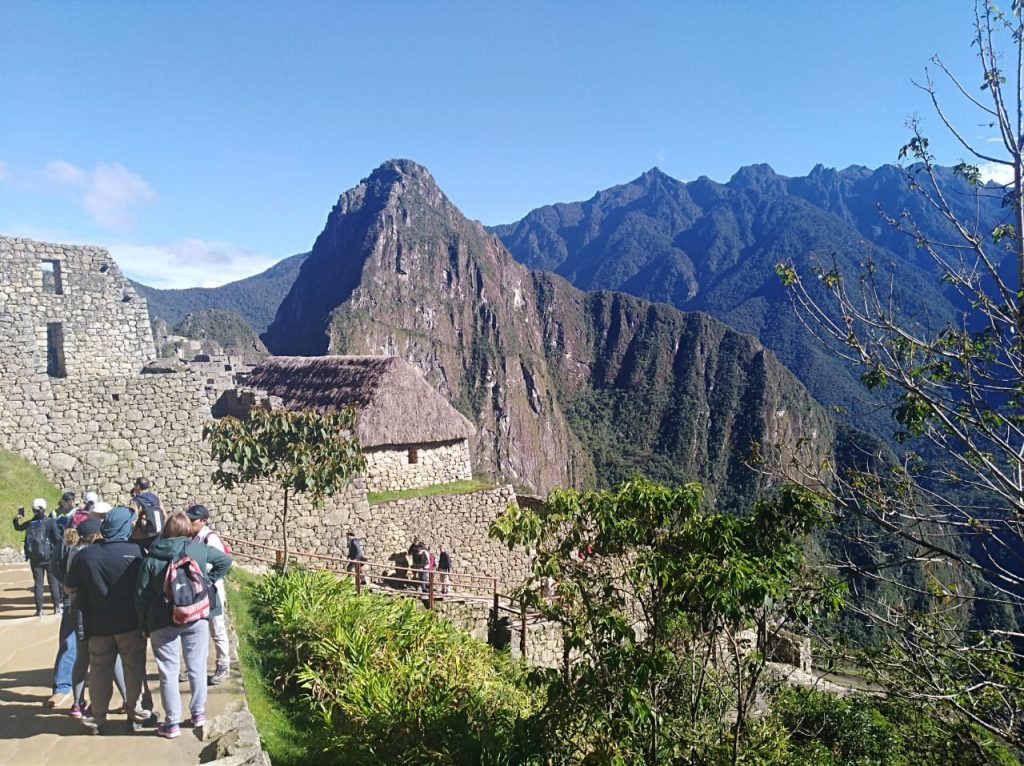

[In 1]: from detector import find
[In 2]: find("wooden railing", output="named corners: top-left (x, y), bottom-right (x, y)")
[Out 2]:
top-left (221, 535), bottom-right (528, 653)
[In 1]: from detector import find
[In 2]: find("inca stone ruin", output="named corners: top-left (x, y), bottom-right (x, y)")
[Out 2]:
top-left (0, 236), bottom-right (528, 586)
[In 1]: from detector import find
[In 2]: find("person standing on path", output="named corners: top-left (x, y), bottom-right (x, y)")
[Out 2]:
top-left (13, 498), bottom-right (63, 616)
top-left (136, 511), bottom-right (232, 739)
top-left (437, 546), bottom-right (452, 595)
top-left (130, 477), bottom-right (164, 540)
top-left (186, 504), bottom-right (231, 685)
top-left (64, 506), bottom-right (154, 735)
top-left (346, 530), bottom-right (367, 585)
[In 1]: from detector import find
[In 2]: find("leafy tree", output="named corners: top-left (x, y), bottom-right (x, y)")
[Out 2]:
top-left (204, 408), bottom-right (366, 573)
top-left (773, 0), bottom-right (1024, 748)
top-left (490, 478), bottom-right (842, 765)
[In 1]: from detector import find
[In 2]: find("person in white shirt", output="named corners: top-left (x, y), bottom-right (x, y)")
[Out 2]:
top-left (186, 504), bottom-right (230, 685)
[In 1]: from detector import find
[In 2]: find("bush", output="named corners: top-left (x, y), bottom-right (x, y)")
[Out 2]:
top-left (250, 568), bottom-right (538, 765)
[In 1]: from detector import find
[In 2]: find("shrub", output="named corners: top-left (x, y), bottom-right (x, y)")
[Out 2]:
top-left (251, 568), bottom-right (538, 765)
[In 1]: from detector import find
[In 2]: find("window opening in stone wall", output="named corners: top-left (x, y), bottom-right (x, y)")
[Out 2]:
top-left (46, 323), bottom-right (67, 378)
top-left (408, 448), bottom-right (419, 464)
top-left (41, 260), bottom-right (63, 295)
top-left (111, 393), bottom-right (121, 402)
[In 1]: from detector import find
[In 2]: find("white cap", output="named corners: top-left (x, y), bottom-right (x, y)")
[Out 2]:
top-left (92, 501), bottom-right (113, 515)
top-left (31, 498), bottom-right (46, 511)
top-left (84, 491), bottom-right (99, 504)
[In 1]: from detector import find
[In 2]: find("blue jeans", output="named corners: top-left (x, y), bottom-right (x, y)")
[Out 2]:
top-left (151, 620), bottom-right (209, 725)
top-left (52, 605), bottom-right (76, 693)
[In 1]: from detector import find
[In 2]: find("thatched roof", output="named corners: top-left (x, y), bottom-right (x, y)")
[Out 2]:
top-left (242, 355), bottom-right (475, 449)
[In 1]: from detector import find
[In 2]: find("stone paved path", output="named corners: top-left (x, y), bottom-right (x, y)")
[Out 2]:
top-left (0, 563), bottom-right (238, 765)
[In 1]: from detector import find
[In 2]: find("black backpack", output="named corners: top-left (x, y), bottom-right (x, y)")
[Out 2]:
top-left (26, 521), bottom-right (52, 563)
top-left (136, 493), bottom-right (164, 536)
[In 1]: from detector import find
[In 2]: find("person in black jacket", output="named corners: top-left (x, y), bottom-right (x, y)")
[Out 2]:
top-left (65, 506), bottom-right (155, 735)
top-left (13, 497), bottom-right (63, 616)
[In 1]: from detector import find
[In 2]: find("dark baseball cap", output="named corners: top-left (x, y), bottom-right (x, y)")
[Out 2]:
top-left (61, 491), bottom-right (76, 502)
top-left (186, 504), bottom-right (209, 521)
top-left (77, 519), bottom-right (102, 538)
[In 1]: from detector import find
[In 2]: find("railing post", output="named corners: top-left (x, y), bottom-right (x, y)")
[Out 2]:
top-left (428, 570), bottom-right (435, 610)
top-left (355, 561), bottom-right (362, 595)
top-left (492, 581), bottom-right (499, 616)
top-left (275, 548), bottom-right (284, 568)
top-left (520, 596), bottom-right (527, 659)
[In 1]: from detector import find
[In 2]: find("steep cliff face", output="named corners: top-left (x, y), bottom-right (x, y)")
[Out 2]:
top-left (264, 160), bottom-right (582, 491)
top-left (265, 160), bottom-right (836, 498)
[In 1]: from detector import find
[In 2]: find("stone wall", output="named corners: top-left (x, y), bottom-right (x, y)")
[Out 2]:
top-left (357, 485), bottom-right (529, 591)
top-left (363, 439), bottom-right (472, 493)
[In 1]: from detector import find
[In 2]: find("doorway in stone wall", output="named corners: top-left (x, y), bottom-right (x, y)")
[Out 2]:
top-left (46, 322), bottom-right (66, 377)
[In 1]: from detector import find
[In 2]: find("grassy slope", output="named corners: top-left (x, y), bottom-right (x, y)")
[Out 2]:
top-left (0, 450), bottom-right (61, 551)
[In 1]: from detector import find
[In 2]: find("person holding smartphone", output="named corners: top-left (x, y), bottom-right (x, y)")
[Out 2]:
top-left (13, 498), bottom-right (63, 616)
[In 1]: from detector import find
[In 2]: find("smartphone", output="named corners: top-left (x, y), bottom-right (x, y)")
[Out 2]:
top-left (16, 506), bottom-right (25, 517)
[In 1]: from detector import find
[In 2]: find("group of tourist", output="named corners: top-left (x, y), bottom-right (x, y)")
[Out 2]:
top-left (345, 530), bottom-right (453, 594)
top-left (12, 478), bottom-right (233, 739)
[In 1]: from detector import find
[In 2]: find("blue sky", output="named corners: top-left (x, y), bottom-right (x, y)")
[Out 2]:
top-left (0, 2), bottom-right (999, 288)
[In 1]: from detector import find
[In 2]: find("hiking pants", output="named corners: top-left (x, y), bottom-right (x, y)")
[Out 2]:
top-left (30, 561), bottom-right (61, 613)
top-left (51, 605), bottom-right (76, 694)
top-left (73, 635), bottom-right (127, 707)
top-left (210, 580), bottom-right (229, 669)
top-left (152, 619), bottom-right (209, 725)
top-left (87, 630), bottom-right (146, 725)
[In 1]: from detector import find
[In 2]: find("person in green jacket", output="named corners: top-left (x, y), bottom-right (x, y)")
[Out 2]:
top-left (135, 511), bottom-right (232, 739)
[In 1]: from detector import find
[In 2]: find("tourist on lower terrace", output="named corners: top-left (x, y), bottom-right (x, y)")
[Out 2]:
top-left (346, 529), bottom-right (367, 585)
top-left (65, 506), bottom-right (155, 735)
top-left (13, 498), bottom-right (63, 616)
top-left (412, 541), bottom-right (432, 593)
top-left (136, 511), bottom-right (232, 739)
top-left (438, 546), bottom-right (452, 595)
top-left (187, 504), bottom-right (231, 685)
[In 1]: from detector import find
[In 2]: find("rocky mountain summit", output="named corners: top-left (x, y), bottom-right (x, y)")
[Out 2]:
top-left (263, 159), bottom-right (839, 498)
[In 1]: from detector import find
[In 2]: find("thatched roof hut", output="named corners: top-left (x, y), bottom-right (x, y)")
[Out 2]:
top-left (242, 355), bottom-right (475, 449)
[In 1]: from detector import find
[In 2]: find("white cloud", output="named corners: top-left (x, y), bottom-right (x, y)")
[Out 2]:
top-left (978, 161), bottom-right (1014, 186)
top-left (45, 160), bottom-right (156, 231)
top-left (106, 238), bottom-right (280, 289)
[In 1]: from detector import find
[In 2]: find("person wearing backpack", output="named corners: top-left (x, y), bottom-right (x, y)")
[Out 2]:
top-left (130, 477), bottom-right (164, 540)
top-left (186, 504), bottom-right (231, 685)
top-left (136, 511), bottom-right (232, 739)
top-left (13, 498), bottom-right (63, 616)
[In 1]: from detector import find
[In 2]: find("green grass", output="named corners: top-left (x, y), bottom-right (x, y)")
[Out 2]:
top-left (226, 569), bottom-right (317, 765)
top-left (367, 479), bottom-right (495, 505)
top-left (0, 450), bottom-right (61, 551)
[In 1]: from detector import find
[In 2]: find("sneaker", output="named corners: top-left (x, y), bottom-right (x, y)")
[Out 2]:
top-left (46, 691), bottom-right (71, 708)
top-left (54, 606), bottom-right (63, 616)
top-left (80, 717), bottom-right (104, 736)
top-left (157, 722), bottom-right (180, 739)
top-left (130, 710), bottom-right (160, 732)
top-left (208, 666), bottom-right (229, 685)
top-left (190, 713), bottom-right (206, 728)
top-left (69, 703), bottom-right (83, 719)
top-left (34, 609), bottom-right (43, 617)
top-left (178, 670), bottom-right (188, 683)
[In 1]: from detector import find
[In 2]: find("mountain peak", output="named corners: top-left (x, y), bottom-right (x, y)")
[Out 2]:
top-left (370, 158), bottom-right (434, 182)
top-left (727, 163), bottom-right (787, 195)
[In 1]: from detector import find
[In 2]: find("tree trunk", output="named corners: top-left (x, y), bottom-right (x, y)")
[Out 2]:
top-left (281, 486), bottom-right (290, 575)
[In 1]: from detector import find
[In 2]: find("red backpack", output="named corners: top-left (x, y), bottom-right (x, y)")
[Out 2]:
top-left (163, 552), bottom-right (211, 625)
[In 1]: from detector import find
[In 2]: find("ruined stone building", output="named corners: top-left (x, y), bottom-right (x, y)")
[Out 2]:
top-left (0, 236), bottom-right (528, 586)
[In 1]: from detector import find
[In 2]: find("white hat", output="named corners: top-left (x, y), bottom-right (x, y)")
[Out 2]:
top-left (84, 491), bottom-right (99, 505)
top-left (92, 501), bottom-right (113, 515)
top-left (31, 498), bottom-right (46, 511)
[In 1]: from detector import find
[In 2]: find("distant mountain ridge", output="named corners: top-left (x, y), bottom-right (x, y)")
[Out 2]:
top-left (492, 162), bottom-right (1004, 436)
top-left (132, 251), bottom-right (309, 333)
top-left (263, 159), bottom-right (840, 499)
